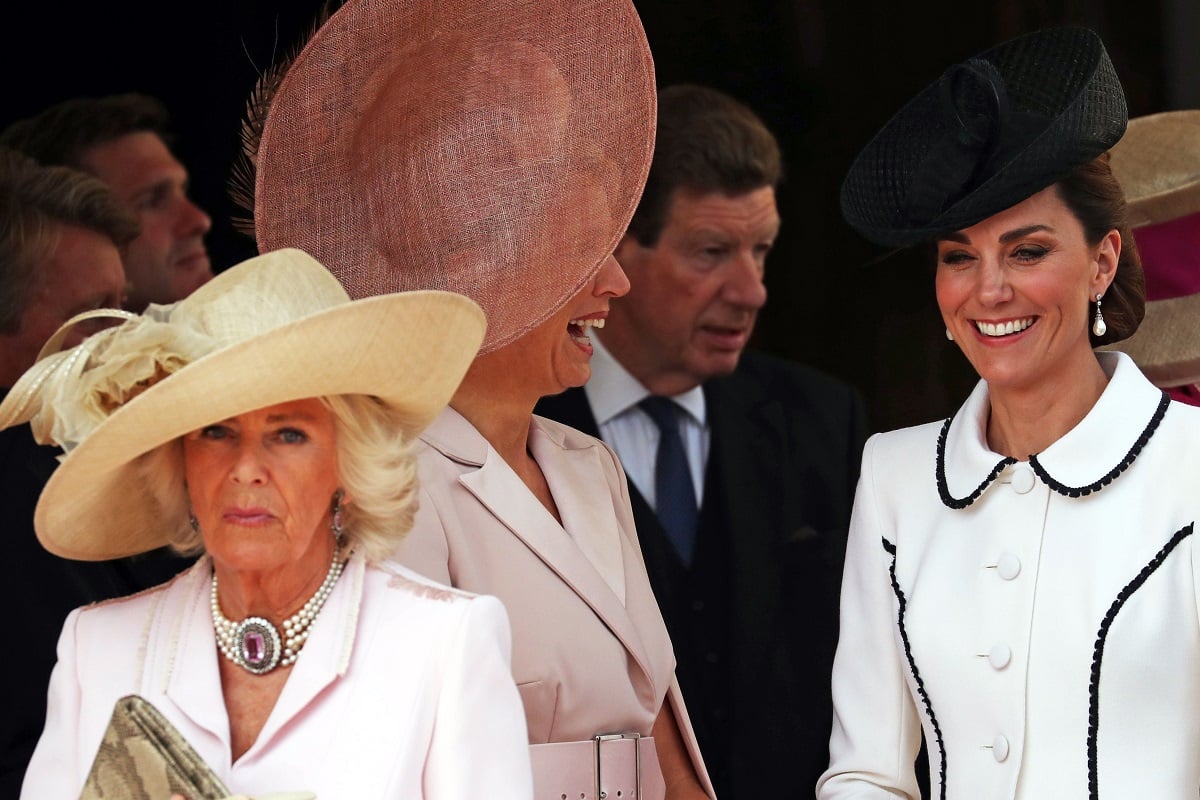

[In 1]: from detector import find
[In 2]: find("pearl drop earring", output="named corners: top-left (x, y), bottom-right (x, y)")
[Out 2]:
top-left (1092, 293), bottom-right (1107, 337)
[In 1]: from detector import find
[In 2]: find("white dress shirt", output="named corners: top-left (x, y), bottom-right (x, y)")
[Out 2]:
top-left (581, 334), bottom-right (708, 507)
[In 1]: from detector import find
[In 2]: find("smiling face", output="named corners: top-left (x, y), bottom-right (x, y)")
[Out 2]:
top-left (485, 254), bottom-right (630, 401)
top-left (182, 398), bottom-right (341, 579)
top-left (935, 184), bottom-right (1119, 394)
top-left (81, 131), bottom-right (213, 311)
top-left (602, 185), bottom-right (779, 395)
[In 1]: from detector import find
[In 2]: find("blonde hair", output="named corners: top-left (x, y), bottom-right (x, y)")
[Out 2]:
top-left (143, 394), bottom-right (419, 563)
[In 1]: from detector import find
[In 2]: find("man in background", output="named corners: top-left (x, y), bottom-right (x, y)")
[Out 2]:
top-left (0, 148), bottom-right (193, 794)
top-left (537, 84), bottom-right (866, 796)
top-left (2, 92), bottom-right (213, 312)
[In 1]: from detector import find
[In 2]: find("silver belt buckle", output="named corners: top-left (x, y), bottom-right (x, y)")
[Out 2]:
top-left (593, 731), bottom-right (642, 799)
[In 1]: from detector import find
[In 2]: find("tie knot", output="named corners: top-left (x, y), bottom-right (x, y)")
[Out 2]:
top-left (638, 395), bottom-right (682, 431)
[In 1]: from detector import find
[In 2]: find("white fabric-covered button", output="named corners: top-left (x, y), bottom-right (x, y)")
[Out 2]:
top-left (1011, 464), bottom-right (1036, 494)
top-left (988, 643), bottom-right (1012, 670)
top-left (996, 553), bottom-right (1021, 580)
top-left (992, 735), bottom-right (1010, 762)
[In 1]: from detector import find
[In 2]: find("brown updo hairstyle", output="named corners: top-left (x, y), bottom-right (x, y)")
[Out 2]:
top-left (1055, 153), bottom-right (1145, 346)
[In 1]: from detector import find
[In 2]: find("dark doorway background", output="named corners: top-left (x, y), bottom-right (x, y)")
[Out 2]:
top-left (2, 0), bottom-right (1179, 433)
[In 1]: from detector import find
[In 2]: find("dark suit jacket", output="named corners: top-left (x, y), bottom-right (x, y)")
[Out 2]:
top-left (536, 350), bottom-right (867, 797)
top-left (0, 405), bottom-right (194, 796)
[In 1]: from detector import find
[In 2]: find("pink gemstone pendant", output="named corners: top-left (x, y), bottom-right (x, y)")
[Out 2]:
top-left (235, 617), bottom-right (282, 674)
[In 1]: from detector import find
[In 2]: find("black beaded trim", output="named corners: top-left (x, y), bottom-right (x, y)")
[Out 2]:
top-left (1030, 391), bottom-right (1170, 499)
top-left (1086, 521), bottom-right (1194, 800)
top-left (937, 391), bottom-right (1170, 509)
top-left (883, 538), bottom-right (947, 799)
top-left (935, 415), bottom-right (1015, 509)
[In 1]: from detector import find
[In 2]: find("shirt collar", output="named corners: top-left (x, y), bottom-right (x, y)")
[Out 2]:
top-left (584, 334), bottom-right (706, 426)
top-left (938, 351), bottom-right (1170, 508)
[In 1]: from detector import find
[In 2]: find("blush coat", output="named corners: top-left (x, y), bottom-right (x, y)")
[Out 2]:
top-left (396, 408), bottom-right (713, 796)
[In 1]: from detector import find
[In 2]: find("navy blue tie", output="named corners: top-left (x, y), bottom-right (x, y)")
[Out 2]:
top-left (639, 396), bottom-right (698, 565)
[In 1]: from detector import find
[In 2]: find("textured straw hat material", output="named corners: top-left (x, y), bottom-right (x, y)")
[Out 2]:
top-left (251, 0), bottom-right (655, 353)
top-left (0, 248), bottom-right (485, 560)
top-left (840, 26), bottom-right (1128, 248)
top-left (1106, 110), bottom-right (1200, 227)
top-left (1099, 110), bottom-right (1200, 388)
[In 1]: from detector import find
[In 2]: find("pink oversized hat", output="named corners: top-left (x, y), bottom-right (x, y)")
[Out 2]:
top-left (247, 0), bottom-right (656, 354)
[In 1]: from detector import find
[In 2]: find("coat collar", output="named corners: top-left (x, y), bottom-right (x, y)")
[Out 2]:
top-left (421, 407), bottom-right (653, 680)
top-left (938, 352), bottom-right (1170, 509)
top-left (584, 334), bottom-right (707, 426)
top-left (156, 552), bottom-right (366, 761)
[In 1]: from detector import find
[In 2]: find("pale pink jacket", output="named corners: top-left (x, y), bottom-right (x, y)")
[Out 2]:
top-left (21, 552), bottom-right (533, 798)
top-left (395, 408), bottom-right (714, 795)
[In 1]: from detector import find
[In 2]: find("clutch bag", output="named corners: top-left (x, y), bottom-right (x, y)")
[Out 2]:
top-left (80, 694), bottom-right (230, 800)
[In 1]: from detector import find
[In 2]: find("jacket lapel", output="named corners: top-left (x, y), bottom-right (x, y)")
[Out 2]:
top-left (159, 555), bottom-right (360, 760)
top-left (158, 561), bottom-right (230, 745)
top-left (433, 409), bottom-right (653, 681)
top-left (705, 375), bottom-right (786, 685)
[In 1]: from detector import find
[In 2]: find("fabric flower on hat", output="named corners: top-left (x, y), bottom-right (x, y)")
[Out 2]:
top-left (37, 306), bottom-right (215, 452)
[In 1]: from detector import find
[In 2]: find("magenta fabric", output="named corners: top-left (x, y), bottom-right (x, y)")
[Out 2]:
top-left (1167, 383), bottom-right (1200, 407)
top-left (1132, 210), bottom-right (1200, 301)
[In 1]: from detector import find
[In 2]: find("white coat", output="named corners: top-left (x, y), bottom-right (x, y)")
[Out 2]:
top-left (818, 352), bottom-right (1200, 799)
top-left (21, 553), bottom-right (533, 799)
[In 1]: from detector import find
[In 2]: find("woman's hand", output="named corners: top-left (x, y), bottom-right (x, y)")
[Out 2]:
top-left (652, 703), bottom-right (710, 799)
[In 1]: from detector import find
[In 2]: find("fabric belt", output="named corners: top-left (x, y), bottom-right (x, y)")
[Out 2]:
top-left (529, 734), bottom-right (664, 800)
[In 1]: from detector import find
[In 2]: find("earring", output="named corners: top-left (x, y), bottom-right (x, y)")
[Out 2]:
top-left (188, 509), bottom-right (200, 534)
top-left (945, 327), bottom-right (954, 342)
top-left (1092, 293), bottom-right (1107, 337)
top-left (331, 490), bottom-right (345, 543)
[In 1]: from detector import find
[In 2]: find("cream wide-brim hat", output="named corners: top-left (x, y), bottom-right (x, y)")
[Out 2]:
top-left (250, 0), bottom-right (655, 354)
top-left (1100, 110), bottom-right (1200, 386)
top-left (0, 248), bottom-right (485, 560)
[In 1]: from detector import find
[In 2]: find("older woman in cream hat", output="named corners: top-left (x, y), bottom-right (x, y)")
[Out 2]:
top-left (4, 249), bottom-right (532, 798)
top-left (245, 1), bottom-right (713, 797)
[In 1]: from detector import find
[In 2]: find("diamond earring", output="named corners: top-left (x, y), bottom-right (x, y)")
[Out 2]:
top-left (331, 490), bottom-right (345, 543)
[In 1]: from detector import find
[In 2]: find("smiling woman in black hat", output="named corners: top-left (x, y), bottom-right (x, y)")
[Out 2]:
top-left (818, 27), bottom-right (1200, 799)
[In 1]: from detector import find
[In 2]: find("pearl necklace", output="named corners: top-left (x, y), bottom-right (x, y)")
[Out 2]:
top-left (211, 552), bottom-right (346, 675)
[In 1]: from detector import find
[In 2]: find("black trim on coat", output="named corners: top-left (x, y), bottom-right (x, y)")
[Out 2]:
top-left (1087, 521), bottom-right (1194, 800)
top-left (884, 537), bottom-right (947, 799)
top-left (936, 392), bottom-right (1170, 509)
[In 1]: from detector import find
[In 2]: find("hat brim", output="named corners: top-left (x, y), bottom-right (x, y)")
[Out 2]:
top-left (1109, 110), bottom-right (1200, 226)
top-left (35, 289), bottom-right (484, 560)
top-left (1099, 292), bottom-right (1200, 388)
top-left (253, 0), bottom-right (655, 353)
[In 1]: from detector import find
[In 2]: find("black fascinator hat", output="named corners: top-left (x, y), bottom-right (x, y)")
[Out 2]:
top-left (841, 27), bottom-right (1128, 248)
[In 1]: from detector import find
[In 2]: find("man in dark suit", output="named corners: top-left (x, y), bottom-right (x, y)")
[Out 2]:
top-left (536, 84), bottom-right (866, 797)
top-left (0, 149), bottom-right (193, 794)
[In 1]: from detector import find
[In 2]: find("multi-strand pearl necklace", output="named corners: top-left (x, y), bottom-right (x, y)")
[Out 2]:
top-left (211, 551), bottom-right (346, 675)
